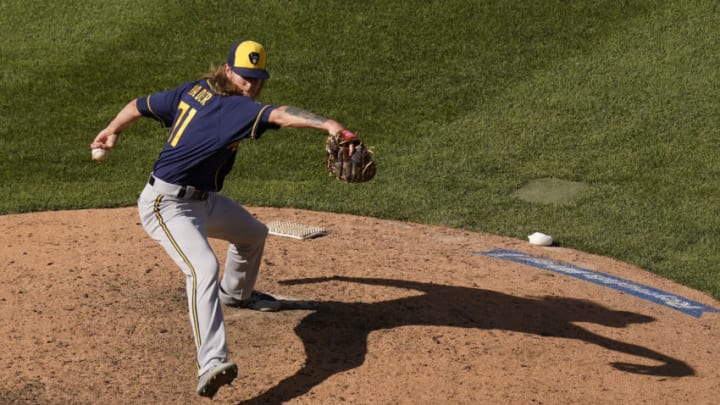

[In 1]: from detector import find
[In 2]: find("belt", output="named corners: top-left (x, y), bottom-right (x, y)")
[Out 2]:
top-left (148, 175), bottom-right (210, 200)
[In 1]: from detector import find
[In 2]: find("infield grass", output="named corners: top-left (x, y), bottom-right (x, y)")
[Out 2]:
top-left (1, 0), bottom-right (718, 299)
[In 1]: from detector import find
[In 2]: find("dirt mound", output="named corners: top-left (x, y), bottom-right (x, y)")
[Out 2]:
top-left (1, 207), bottom-right (718, 404)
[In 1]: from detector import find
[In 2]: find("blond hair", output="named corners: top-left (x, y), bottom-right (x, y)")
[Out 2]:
top-left (202, 64), bottom-right (239, 96)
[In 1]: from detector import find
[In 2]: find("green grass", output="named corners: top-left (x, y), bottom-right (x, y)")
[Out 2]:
top-left (1, 0), bottom-right (718, 300)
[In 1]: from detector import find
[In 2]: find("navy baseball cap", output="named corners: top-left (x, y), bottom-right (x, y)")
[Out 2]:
top-left (227, 40), bottom-right (269, 79)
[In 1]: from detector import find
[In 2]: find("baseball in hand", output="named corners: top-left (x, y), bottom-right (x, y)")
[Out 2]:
top-left (91, 148), bottom-right (107, 162)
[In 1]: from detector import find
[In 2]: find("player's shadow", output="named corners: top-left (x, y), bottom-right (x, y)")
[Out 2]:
top-left (237, 276), bottom-right (693, 405)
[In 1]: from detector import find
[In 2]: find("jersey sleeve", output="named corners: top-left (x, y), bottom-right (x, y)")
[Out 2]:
top-left (136, 82), bottom-right (194, 128)
top-left (250, 104), bottom-right (280, 139)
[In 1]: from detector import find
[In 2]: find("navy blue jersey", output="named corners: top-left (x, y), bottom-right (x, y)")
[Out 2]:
top-left (136, 79), bottom-right (278, 191)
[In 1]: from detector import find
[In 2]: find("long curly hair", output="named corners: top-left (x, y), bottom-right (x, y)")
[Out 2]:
top-left (202, 64), bottom-right (239, 96)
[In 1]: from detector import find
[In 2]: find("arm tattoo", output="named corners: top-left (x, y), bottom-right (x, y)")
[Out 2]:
top-left (284, 106), bottom-right (328, 126)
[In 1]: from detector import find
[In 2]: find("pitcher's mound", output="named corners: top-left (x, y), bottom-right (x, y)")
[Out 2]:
top-left (1, 207), bottom-right (718, 404)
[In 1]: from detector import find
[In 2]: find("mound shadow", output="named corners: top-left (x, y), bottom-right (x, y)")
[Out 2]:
top-left (238, 276), bottom-right (693, 404)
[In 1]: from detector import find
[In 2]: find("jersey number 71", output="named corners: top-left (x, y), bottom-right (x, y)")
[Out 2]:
top-left (168, 101), bottom-right (197, 147)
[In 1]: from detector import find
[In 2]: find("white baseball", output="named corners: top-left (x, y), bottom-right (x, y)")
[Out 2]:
top-left (528, 232), bottom-right (553, 246)
top-left (91, 148), bottom-right (107, 162)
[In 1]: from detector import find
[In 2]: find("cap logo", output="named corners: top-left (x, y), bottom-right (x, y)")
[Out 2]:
top-left (248, 52), bottom-right (260, 66)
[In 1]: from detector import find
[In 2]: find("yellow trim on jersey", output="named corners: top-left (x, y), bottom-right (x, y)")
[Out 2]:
top-left (251, 105), bottom-right (272, 140)
top-left (152, 195), bottom-right (202, 346)
top-left (144, 96), bottom-right (166, 127)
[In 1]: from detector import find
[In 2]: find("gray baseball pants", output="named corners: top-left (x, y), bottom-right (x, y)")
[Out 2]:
top-left (138, 178), bottom-right (267, 376)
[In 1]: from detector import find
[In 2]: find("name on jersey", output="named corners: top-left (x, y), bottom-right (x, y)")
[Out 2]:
top-left (188, 85), bottom-right (213, 106)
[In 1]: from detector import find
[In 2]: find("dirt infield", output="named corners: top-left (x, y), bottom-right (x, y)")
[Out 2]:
top-left (1, 207), bottom-right (718, 404)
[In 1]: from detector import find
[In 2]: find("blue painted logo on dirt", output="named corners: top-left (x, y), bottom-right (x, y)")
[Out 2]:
top-left (478, 249), bottom-right (720, 318)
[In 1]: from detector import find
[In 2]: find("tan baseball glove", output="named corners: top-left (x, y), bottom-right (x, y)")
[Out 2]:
top-left (325, 130), bottom-right (376, 183)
